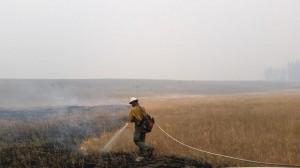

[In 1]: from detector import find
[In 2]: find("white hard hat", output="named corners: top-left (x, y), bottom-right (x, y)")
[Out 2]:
top-left (129, 97), bottom-right (138, 104)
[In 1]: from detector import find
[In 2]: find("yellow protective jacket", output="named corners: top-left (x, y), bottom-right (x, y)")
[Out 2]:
top-left (129, 105), bottom-right (147, 125)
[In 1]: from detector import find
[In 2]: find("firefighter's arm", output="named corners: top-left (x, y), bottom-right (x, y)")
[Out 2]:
top-left (128, 110), bottom-right (135, 122)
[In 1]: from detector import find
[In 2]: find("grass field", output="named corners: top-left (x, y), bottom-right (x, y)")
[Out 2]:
top-left (81, 91), bottom-right (300, 167)
top-left (1, 90), bottom-right (299, 167)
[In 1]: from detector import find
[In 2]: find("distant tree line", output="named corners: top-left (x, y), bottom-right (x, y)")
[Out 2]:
top-left (264, 60), bottom-right (300, 80)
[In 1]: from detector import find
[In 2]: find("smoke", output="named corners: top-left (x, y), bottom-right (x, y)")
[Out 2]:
top-left (0, 80), bottom-right (134, 153)
top-left (0, 79), bottom-right (130, 108)
top-left (2, 79), bottom-right (300, 109)
top-left (0, 105), bottom-right (129, 151)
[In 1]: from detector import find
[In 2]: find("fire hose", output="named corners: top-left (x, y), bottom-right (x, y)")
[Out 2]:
top-left (154, 123), bottom-right (300, 167)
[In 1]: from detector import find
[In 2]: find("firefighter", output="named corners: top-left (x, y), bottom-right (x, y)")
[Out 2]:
top-left (128, 97), bottom-right (154, 161)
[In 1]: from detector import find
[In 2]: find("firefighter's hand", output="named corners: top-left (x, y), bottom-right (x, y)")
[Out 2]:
top-left (126, 123), bottom-right (134, 129)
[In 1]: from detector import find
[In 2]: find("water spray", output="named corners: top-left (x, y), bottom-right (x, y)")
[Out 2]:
top-left (101, 123), bottom-right (129, 153)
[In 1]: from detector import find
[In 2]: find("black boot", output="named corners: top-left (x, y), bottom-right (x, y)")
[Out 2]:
top-left (147, 147), bottom-right (154, 157)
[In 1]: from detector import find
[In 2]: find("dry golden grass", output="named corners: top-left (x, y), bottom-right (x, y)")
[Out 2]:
top-left (81, 91), bottom-right (300, 166)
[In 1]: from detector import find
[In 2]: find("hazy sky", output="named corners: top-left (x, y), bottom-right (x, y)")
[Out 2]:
top-left (0, 0), bottom-right (299, 80)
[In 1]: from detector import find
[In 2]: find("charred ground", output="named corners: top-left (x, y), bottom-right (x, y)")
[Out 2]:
top-left (0, 143), bottom-right (213, 168)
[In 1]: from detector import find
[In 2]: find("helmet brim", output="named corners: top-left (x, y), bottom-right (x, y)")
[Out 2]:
top-left (129, 100), bottom-right (138, 104)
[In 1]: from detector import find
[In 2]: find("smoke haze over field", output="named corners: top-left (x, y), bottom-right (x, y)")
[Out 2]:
top-left (0, 0), bottom-right (299, 80)
top-left (1, 79), bottom-right (300, 108)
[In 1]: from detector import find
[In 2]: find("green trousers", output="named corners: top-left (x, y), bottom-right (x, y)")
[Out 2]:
top-left (134, 127), bottom-right (150, 155)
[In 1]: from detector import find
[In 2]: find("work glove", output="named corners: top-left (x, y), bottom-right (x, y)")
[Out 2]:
top-left (126, 123), bottom-right (134, 129)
